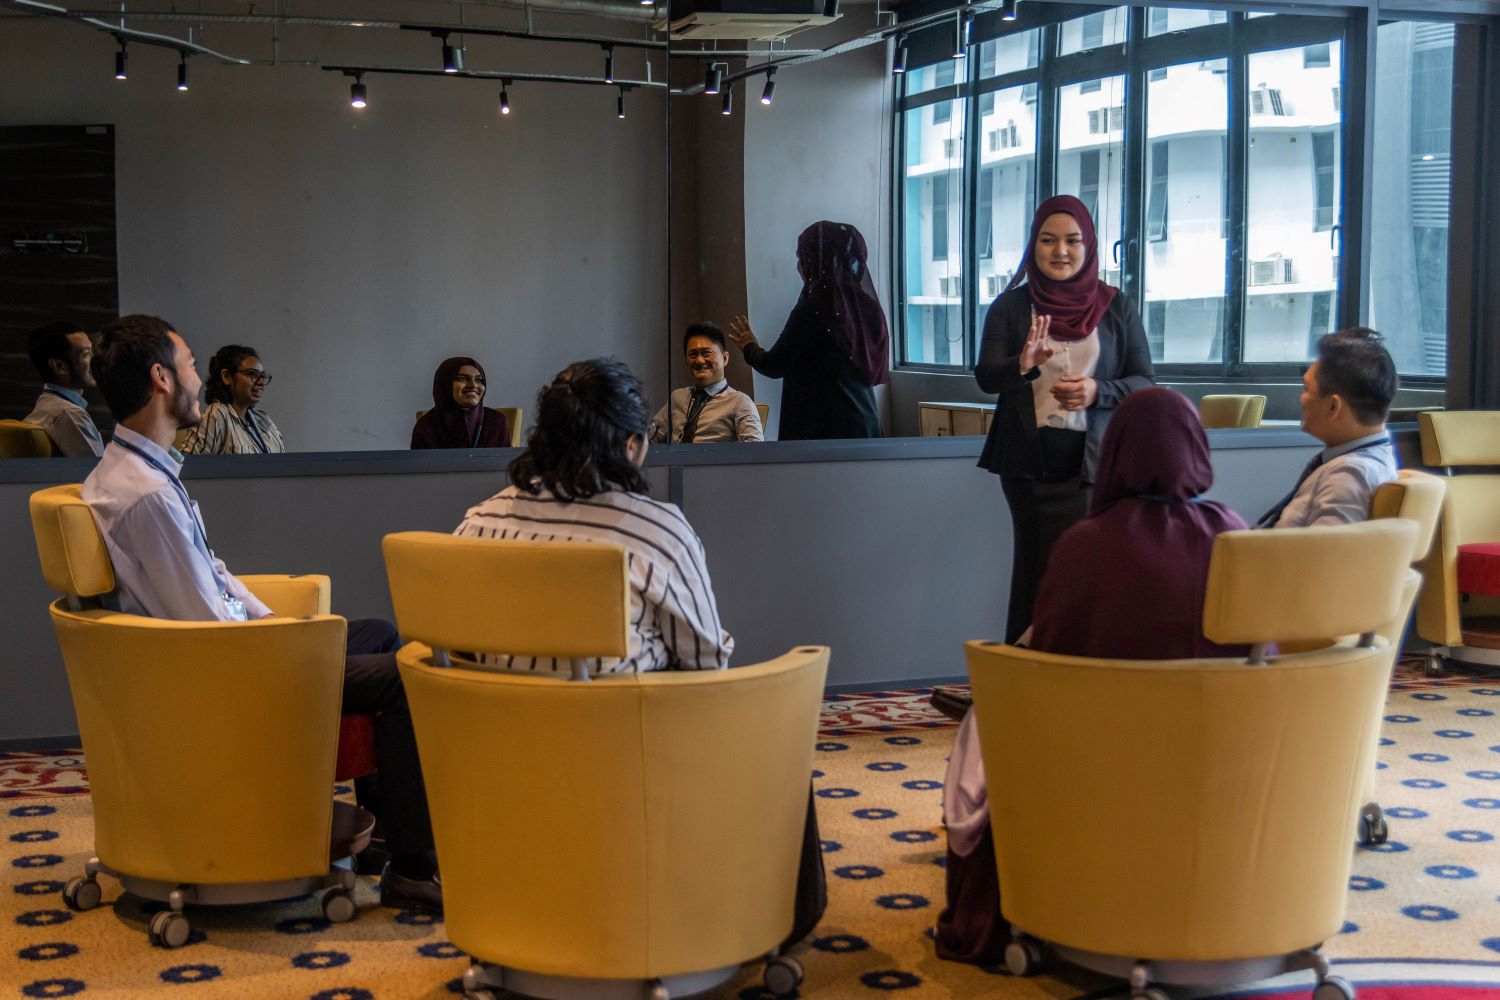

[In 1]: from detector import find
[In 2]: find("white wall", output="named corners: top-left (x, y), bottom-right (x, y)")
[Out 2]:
top-left (0, 18), bottom-right (668, 451)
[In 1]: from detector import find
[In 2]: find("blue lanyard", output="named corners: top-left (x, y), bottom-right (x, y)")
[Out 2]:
top-left (114, 438), bottom-right (212, 555)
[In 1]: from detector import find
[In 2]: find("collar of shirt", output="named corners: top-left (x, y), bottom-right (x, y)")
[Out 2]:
top-left (112, 424), bottom-right (186, 476)
top-left (42, 383), bottom-right (88, 409)
top-left (1322, 429), bottom-right (1389, 462)
top-left (692, 379), bottom-right (729, 398)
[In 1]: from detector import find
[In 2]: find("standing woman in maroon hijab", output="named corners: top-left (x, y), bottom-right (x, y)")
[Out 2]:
top-left (975, 196), bottom-right (1153, 642)
top-left (411, 356), bottom-right (511, 450)
top-left (726, 220), bottom-right (890, 440)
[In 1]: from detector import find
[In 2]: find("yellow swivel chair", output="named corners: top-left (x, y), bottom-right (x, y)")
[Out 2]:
top-left (1198, 394), bottom-right (1267, 429)
top-left (968, 520), bottom-right (1416, 1000)
top-left (29, 484), bottom-right (368, 947)
top-left (1357, 470), bottom-right (1445, 844)
top-left (1415, 410), bottom-right (1500, 671)
top-left (0, 418), bottom-right (55, 457)
top-left (382, 531), bottom-right (829, 1000)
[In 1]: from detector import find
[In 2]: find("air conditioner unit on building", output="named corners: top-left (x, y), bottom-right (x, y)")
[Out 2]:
top-left (1250, 85), bottom-right (1290, 116)
top-left (1249, 255), bottom-right (1294, 286)
top-left (660, 1), bottom-right (840, 41)
top-left (1087, 107), bottom-right (1125, 134)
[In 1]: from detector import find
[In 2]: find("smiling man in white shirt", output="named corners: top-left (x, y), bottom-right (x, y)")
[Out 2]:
top-left (81, 315), bottom-right (441, 912)
top-left (1258, 327), bottom-right (1399, 529)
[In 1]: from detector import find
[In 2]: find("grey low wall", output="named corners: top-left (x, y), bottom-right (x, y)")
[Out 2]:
top-left (0, 430), bottom-right (1332, 745)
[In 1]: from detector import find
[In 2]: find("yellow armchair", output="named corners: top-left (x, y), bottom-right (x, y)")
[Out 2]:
top-left (382, 531), bottom-right (828, 1000)
top-left (1355, 469), bottom-right (1446, 844)
top-left (0, 418), bottom-right (55, 457)
top-left (1415, 411), bottom-right (1500, 669)
top-left (28, 484), bottom-right (364, 948)
top-left (968, 520), bottom-right (1414, 1000)
top-left (1198, 394), bottom-right (1266, 429)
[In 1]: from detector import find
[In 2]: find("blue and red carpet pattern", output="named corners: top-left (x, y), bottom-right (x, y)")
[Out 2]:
top-left (3, 656), bottom-right (1497, 998)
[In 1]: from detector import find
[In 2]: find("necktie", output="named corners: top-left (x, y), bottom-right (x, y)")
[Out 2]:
top-left (1256, 451), bottom-right (1326, 528)
top-left (680, 388), bottom-right (710, 444)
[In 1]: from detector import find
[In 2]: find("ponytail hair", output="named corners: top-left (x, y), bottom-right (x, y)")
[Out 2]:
top-left (509, 358), bottom-right (651, 501)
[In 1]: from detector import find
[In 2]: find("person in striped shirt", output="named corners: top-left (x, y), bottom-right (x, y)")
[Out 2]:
top-left (454, 357), bottom-right (734, 675)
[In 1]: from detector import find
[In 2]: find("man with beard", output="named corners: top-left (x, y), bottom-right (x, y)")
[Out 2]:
top-left (81, 315), bottom-right (441, 912)
top-left (24, 320), bottom-right (105, 457)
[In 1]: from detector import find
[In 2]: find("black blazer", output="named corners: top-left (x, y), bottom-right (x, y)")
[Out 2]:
top-left (975, 286), bottom-right (1154, 482)
top-left (744, 299), bottom-right (881, 441)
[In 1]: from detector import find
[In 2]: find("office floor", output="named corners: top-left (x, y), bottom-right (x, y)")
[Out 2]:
top-left (3, 660), bottom-right (1498, 1000)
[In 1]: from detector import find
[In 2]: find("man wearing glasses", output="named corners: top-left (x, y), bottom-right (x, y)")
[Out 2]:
top-left (181, 344), bottom-right (286, 455)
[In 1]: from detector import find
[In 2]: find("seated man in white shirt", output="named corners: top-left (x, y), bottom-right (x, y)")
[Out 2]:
top-left (1257, 327), bottom-right (1399, 528)
top-left (24, 321), bottom-right (105, 458)
top-left (81, 315), bottom-right (440, 912)
top-left (649, 323), bottom-right (764, 444)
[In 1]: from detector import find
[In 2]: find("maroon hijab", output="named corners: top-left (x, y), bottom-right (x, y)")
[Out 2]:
top-left (411, 356), bottom-right (509, 450)
top-left (1005, 194), bottom-right (1118, 342)
top-left (1030, 388), bottom-right (1249, 660)
top-left (797, 221), bottom-right (891, 386)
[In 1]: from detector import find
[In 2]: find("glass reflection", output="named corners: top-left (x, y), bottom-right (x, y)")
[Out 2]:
top-left (1143, 58), bottom-right (1229, 363)
top-left (1244, 42), bottom-right (1343, 363)
top-left (902, 96), bottom-right (967, 367)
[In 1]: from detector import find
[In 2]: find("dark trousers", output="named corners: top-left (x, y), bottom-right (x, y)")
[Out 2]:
top-left (341, 619), bottom-right (434, 861)
top-left (999, 477), bottom-right (1091, 644)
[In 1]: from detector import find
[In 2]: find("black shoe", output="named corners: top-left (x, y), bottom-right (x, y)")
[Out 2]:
top-left (379, 864), bottom-right (442, 914)
top-left (930, 686), bottom-right (973, 723)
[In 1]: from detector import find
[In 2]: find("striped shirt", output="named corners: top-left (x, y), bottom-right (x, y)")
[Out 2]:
top-left (453, 484), bottom-right (734, 675)
top-left (180, 402), bottom-right (286, 455)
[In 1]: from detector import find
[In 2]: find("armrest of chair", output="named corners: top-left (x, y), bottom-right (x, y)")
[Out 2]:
top-left (241, 574), bottom-right (332, 618)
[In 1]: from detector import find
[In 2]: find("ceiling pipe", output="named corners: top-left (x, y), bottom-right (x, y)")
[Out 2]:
top-left (0, 0), bottom-right (253, 62)
top-left (322, 63), bottom-right (667, 90)
top-left (17, 0), bottom-right (659, 26)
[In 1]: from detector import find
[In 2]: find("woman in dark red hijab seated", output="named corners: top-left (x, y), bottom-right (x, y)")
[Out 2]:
top-left (411, 356), bottom-right (511, 450)
top-left (975, 195), bottom-right (1155, 644)
top-left (936, 387), bottom-right (1247, 966)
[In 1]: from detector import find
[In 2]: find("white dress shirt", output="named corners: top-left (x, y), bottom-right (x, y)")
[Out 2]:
top-left (25, 384), bottom-right (104, 458)
top-left (81, 425), bottom-right (271, 621)
top-left (649, 380), bottom-right (764, 444)
top-left (1274, 430), bottom-right (1398, 528)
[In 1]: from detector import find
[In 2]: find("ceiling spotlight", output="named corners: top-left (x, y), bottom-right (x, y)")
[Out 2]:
top-left (114, 41), bottom-right (127, 80)
top-left (442, 40), bottom-right (464, 73)
top-left (954, 8), bottom-right (972, 58)
top-left (1001, 0), bottom-right (1021, 21)
top-left (350, 74), bottom-right (367, 109)
top-left (721, 87), bottom-right (733, 116)
top-left (705, 62), bottom-right (723, 95)
top-left (604, 45), bottom-right (615, 84)
top-left (176, 53), bottom-right (189, 91)
top-left (617, 86), bottom-right (627, 119)
top-left (892, 38), bottom-right (907, 75)
top-left (499, 81), bottom-right (511, 115)
top-left (761, 67), bottom-right (777, 106)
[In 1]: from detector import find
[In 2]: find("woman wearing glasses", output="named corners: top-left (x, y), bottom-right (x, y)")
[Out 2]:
top-left (411, 356), bottom-right (511, 450)
top-left (180, 344), bottom-right (287, 455)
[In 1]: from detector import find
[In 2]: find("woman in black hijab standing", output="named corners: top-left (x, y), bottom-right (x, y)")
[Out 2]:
top-left (411, 356), bottom-right (511, 450)
top-left (727, 221), bottom-right (890, 440)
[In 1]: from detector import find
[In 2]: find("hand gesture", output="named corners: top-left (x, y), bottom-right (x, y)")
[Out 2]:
top-left (727, 315), bottom-right (758, 351)
top-left (1019, 310), bottom-right (1054, 373)
top-left (1051, 375), bottom-right (1098, 411)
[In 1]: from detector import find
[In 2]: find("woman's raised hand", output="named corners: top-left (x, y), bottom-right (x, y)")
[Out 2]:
top-left (727, 315), bottom-right (758, 351)
top-left (1019, 310), bottom-right (1054, 373)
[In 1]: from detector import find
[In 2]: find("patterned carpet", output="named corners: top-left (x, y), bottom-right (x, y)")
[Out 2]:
top-left (3, 659), bottom-right (1499, 1000)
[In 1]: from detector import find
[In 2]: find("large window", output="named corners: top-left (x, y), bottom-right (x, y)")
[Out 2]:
top-left (895, 5), bottom-right (1457, 383)
top-left (1369, 21), bottom-right (1455, 376)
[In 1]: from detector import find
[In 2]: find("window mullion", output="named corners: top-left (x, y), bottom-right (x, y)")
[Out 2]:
top-left (1225, 13), bottom-right (1250, 378)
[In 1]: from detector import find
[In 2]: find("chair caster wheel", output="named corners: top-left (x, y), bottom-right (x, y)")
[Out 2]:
top-left (148, 910), bottom-right (192, 948)
top-left (764, 955), bottom-right (804, 996)
top-left (1132, 989), bottom-right (1169, 1000)
top-left (1359, 812), bottom-right (1388, 846)
top-left (464, 991), bottom-right (497, 1000)
top-left (62, 875), bottom-right (102, 912)
top-left (321, 887), bottom-right (357, 923)
top-left (1005, 938), bottom-right (1043, 977)
top-left (649, 981), bottom-right (672, 1000)
top-left (1313, 975), bottom-right (1356, 1000)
